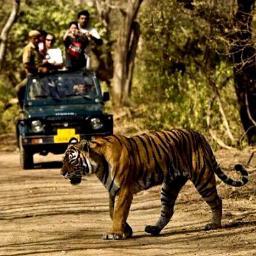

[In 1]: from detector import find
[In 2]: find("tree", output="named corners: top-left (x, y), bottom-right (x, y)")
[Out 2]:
top-left (178, 1), bottom-right (256, 145)
top-left (94, 0), bottom-right (143, 107)
top-left (0, 0), bottom-right (20, 70)
top-left (133, 0), bottom-right (251, 146)
top-left (230, 0), bottom-right (256, 144)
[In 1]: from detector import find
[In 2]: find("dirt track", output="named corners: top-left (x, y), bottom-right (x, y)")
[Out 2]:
top-left (0, 148), bottom-right (256, 256)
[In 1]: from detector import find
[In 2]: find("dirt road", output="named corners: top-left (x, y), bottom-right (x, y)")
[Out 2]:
top-left (0, 148), bottom-right (256, 256)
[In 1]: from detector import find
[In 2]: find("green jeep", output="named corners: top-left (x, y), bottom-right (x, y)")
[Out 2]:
top-left (16, 70), bottom-right (113, 169)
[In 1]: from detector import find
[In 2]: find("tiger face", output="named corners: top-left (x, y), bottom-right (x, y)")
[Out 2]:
top-left (61, 144), bottom-right (91, 185)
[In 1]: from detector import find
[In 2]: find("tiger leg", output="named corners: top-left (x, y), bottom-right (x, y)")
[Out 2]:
top-left (109, 194), bottom-right (115, 220)
top-left (145, 176), bottom-right (187, 235)
top-left (103, 188), bottom-right (133, 240)
top-left (108, 193), bottom-right (133, 238)
top-left (193, 172), bottom-right (222, 230)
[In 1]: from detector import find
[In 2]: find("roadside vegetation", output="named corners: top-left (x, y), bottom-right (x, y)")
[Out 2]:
top-left (0, 0), bottom-right (254, 149)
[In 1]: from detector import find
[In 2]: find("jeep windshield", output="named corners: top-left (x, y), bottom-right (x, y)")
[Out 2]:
top-left (26, 71), bottom-right (99, 103)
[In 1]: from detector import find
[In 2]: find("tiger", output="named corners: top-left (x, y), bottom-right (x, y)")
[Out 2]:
top-left (61, 129), bottom-right (249, 240)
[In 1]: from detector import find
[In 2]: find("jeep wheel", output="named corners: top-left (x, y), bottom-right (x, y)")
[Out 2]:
top-left (19, 136), bottom-right (33, 169)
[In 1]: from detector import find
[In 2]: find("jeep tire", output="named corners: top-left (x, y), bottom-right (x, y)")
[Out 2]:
top-left (19, 135), bottom-right (33, 170)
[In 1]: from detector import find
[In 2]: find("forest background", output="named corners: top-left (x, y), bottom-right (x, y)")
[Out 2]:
top-left (0, 0), bottom-right (256, 150)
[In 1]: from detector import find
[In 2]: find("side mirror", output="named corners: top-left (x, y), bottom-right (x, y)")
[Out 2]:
top-left (103, 92), bottom-right (110, 102)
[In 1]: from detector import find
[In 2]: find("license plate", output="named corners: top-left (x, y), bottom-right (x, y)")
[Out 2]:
top-left (54, 128), bottom-right (80, 143)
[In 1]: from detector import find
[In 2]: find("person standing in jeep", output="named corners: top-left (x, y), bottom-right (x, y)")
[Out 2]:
top-left (77, 10), bottom-right (103, 70)
top-left (16, 30), bottom-right (48, 107)
top-left (63, 21), bottom-right (89, 71)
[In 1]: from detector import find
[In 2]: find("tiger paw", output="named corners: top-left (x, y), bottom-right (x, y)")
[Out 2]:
top-left (145, 225), bottom-right (161, 236)
top-left (102, 232), bottom-right (126, 240)
top-left (124, 223), bottom-right (133, 238)
top-left (204, 223), bottom-right (221, 231)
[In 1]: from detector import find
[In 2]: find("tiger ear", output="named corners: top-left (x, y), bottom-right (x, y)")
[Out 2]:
top-left (68, 137), bottom-right (79, 145)
top-left (79, 137), bottom-right (103, 152)
top-left (79, 139), bottom-right (90, 151)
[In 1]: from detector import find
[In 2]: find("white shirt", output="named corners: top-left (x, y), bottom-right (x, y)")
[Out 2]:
top-left (45, 48), bottom-right (63, 65)
top-left (78, 24), bottom-right (101, 39)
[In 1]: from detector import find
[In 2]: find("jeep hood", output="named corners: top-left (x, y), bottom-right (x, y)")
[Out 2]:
top-left (24, 104), bottom-right (103, 119)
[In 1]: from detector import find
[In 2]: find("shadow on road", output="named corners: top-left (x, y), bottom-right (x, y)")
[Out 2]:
top-left (33, 161), bottom-right (62, 169)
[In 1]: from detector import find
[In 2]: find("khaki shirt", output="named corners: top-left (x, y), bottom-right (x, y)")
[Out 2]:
top-left (22, 42), bottom-right (42, 74)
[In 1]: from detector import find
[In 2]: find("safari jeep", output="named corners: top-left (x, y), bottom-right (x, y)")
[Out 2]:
top-left (16, 70), bottom-right (113, 169)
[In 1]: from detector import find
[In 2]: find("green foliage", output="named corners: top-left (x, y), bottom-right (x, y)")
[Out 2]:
top-left (133, 0), bottom-right (243, 146)
top-left (0, 74), bottom-right (18, 134)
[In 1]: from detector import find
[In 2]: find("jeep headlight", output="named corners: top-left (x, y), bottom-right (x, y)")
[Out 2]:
top-left (31, 120), bottom-right (44, 133)
top-left (90, 118), bottom-right (103, 130)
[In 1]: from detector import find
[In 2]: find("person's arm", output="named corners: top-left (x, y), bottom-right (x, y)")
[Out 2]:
top-left (23, 63), bottom-right (37, 74)
top-left (63, 30), bottom-right (72, 42)
top-left (64, 35), bottom-right (73, 48)
top-left (85, 28), bottom-right (103, 46)
top-left (91, 36), bottom-right (103, 46)
top-left (23, 48), bottom-right (37, 74)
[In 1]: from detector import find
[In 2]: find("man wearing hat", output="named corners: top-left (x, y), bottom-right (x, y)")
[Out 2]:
top-left (22, 30), bottom-right (47, 74)
top-left (16, 30), bottom-right (48, 107)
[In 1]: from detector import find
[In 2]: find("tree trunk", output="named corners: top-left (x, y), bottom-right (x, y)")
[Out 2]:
top-left (230, 0), bottom-right (256, 144)
top-left (94, 0), bottom-right (142, 107)
top-left (124, 21), bottom-right (140, 98)
top-left (94, 0), bottom-right (114, 85)
top-left (112, 0), bottom-right (143, 107)
top-left (0, 0), bottom-right (20, 70)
